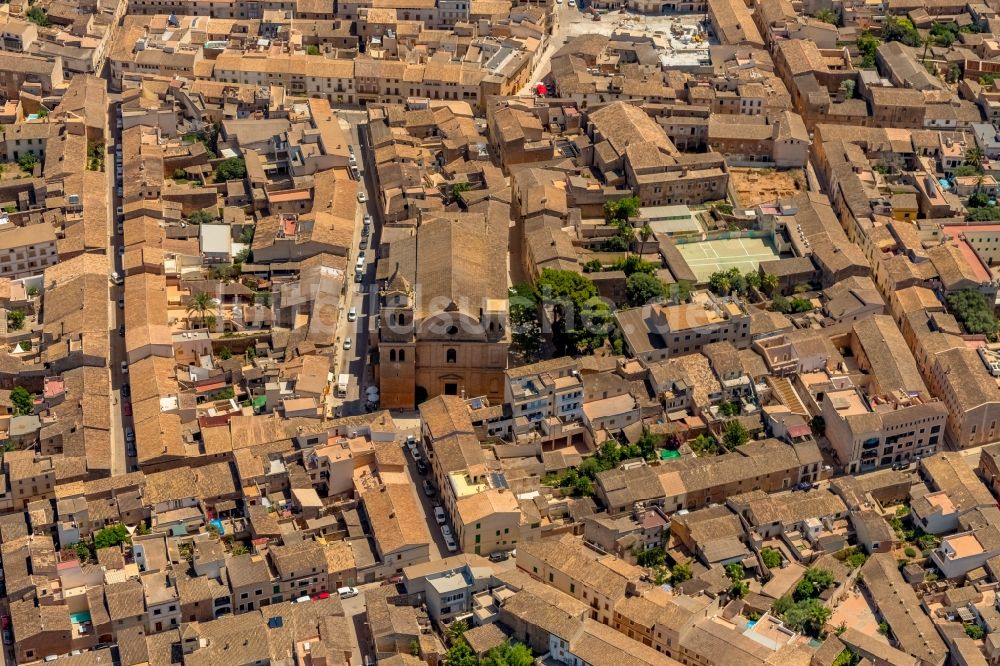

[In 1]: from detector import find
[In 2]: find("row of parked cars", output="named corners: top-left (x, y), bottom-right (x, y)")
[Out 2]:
top-left (405, 436), bottom-right (457, 552)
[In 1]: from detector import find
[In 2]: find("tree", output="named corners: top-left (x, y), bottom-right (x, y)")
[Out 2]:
top-left (26, 6), bottom-right (50, 26)
top-left (215, 157), bottom-right (247, 182)
top-left (761, 548), bottom-right (783, 569)
top-left (953, 164), bottom-right (982, 178)
top-left (187, 292), bottom-right (218, 330)
top-left (10, 386), bottom-right (32, 416)
top-left (449, 182), bottom-right (471, 202)
top-left (509, 283), bottom-right (542, 360)
top-left (761, 272), bottom-right (779, 295)
top-left (306, 45), bottom-right (321, 55)
top-left (709, 270), bottom-right (732, 295)
top-left (814, 7), bottom-right (838, 24)
top-left (730, 579), bottom-right (749, 598)
top-left (94, 524), bottom-right (130, 549)
top-left (966, 146), bottom-right (986, 171)
top-left (635, 547), bottom-right (666, 568)
top-left (803, 567), bottom-right (835, 593)
top-left (639, 223), bottom-right (654, 244)
top-left (18, 152), bottom-right (38, 173)
top-left (536, 268), bottom-right (612, 355)
top-left (582, 258), bottom-right (603, 273)
top-left (725, 563), bottom-right (745, 582)
top-left (744, 270), bottom-right (761, 291)
top-left (838, 79), bottom-right (856, 100)
top-left (447, 620), bottom-right (469, 645)
top-left (482, 642), bottom-right (534, 666)
top-left (810, 415), bottom-right (826, 435)
top-left (187, 209), bottom-right (215, 224)
top-left (219, 346), bottom-right (233, 360)
top-left (965, 623), bottom-right (985, 640)
top-left (774, 596), bottom-right (832, 637)
top-left (689, 434), bottom-right (719, 456)
top-left (611, 254), bottom-right (656, 276)
top-left (882, 16), bottom-right (921, 46)
top-left (670, 562), bottom-right (693, 584)
top-left (723, 420), bottom-right (750, 448)
top-left (445, 639), bottom-right (478, 666)
top-left (604, 196), bottom-right (640, 224)
top-left (857, 33), bottom-right (881, 68)
top-left (947, 289), bottom-right (1000, 338)
top-left (7, 308), bottom-right (25, 330)
top-left (66, 542), bottom-right (91, 563)
top-left (626, 273), bottom-right (667, 307)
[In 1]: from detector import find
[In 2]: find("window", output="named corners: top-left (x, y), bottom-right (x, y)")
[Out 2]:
top-left (399, 350), bottom-right (405, 362)
top-left (446, 348), bottom-right (457, 363)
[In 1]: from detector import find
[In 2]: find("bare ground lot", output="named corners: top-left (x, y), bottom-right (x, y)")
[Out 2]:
top-left (730, 168), bottom-right (806, 208)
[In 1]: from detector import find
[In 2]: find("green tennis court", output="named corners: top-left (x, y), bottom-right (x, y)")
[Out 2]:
top-left (677, 237), bottom-right (780, 282)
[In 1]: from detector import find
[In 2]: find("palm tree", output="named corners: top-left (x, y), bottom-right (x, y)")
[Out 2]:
top-left (762, 273), bottom-right (779, 296)
top-left (187, 292), bottom-right (218, 329)
top-left (966, 146), bottom-right (986, 171)
top-left (639, 223), bottom-right (654, 244)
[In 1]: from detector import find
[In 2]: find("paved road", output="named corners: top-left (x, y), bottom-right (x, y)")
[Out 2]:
top-left (107, 96), bottom-right (131, 476)
top-left (333, 111), bottom-right (382, 418)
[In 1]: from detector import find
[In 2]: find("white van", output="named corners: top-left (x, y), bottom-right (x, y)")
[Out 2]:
top-left (337, 586), bottom-right (359, 599)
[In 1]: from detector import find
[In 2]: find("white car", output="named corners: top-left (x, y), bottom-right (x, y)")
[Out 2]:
top-left (337, 586), bottom-right (359, 599)
top-left (357, 191), bottom-right (368, 203)
top-left (434, 506), bottom-right (446, 524)
top-left (343, 337), bottom-right (352, 350)
top-left (441, 525), bottom-right (453, 539)
top-left (120, 361), bottom-right (129, 374)
top-left (348, 307), bottom-right (357, 322)
top-left (444, 535), bottom-right (458, 552)
top-left (363, 214), bottom-right (373, 226)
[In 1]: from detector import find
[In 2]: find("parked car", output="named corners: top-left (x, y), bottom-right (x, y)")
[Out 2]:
top-left (434, 506), bottom-right (446, 524)
top-left (441, 525), bottom-right (453, 539)
top-left (363, 214), bottom-right (373, 226)
top-left (337, 586), bottom-right (359, 599)
top-left (120, 361), bottom-right (129, 374)
top-left (124, 426), bottom-right (134, 443)
top-left (412, 448), bottom-right (423, 462)
top-left (311, 592), bottom-right (330, 600)
top-left (348, 307), bottom-right (357, 322)
top-left (126, 442), bottom-right (136, 458)
top-left (359, 238), bottom-right (367, 250)
top-left (422, 479), bottom-right (436, 497)
top-left (443, 534), bottom-right (458, 552)
top-left (357, 191), bottom-right (368, 203)
top-left (488, 550), bottom-right (509, 563)
top-left (120, 383), bottom-right (130, 398)
top-left (343, 337), bottom-right (352, 350)
top-left (415, 459), bottom-right (428, 475)
top-left (295, 595), bottom-right (311, 603)
top-left (381, 575), bottom-right (403, 586)
top-left (891, 461), bottom-right (911, 471)
top-left (118, 324), bottom-right (125, 337)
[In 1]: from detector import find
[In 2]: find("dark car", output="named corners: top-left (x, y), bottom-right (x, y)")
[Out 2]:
top-left (488, 551), bottom-right (509, 563)
top-left (415, 459), bottom-right (428, 475)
